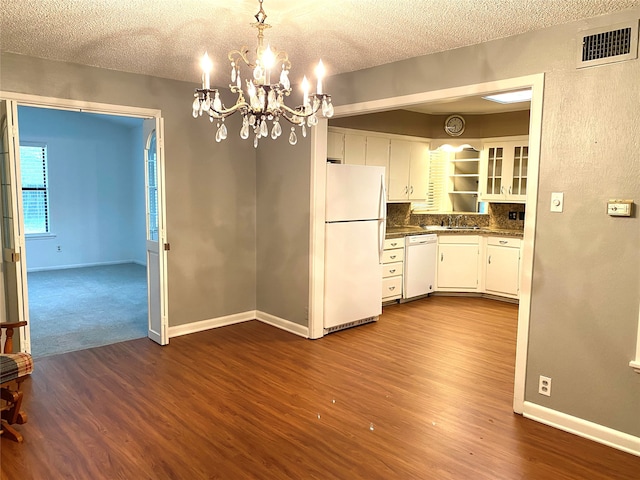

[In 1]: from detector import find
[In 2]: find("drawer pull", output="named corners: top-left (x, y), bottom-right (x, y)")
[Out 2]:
top-left (389, 286), bottom-right (395, 291)
top-left (390, 242), bottom-right (398, 247)
top-left (499, 240), bottom-right (508, 245)
top-left (389, 269), bottom-right (396, 273)
top-left (390, 255), bottom-right (397, 259)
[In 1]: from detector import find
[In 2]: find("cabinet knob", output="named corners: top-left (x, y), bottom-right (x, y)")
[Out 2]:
top-left (488, 255), bottom-right (492, 264)
top-left (440, 253), bottom-right (444, 262)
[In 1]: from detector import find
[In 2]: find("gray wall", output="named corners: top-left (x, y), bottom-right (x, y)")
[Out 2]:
top-left (329, 9), bottom-right (640, 437)
top-left (1, 53), bottom-right (257, 327)
top-left (330, 110), bottom-right (530, 139)
top-left (256, 132), bottom-right (311, 326)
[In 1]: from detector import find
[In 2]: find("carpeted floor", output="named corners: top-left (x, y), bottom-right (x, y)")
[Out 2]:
top-left (27, 263), bottom-right (148, 358)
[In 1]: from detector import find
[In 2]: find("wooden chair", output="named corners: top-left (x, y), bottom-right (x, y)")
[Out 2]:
top-left (0, 321), bottom-right (33, 443)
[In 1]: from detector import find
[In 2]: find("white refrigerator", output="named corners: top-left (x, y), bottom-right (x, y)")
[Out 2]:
top-left (324, 163), bottom-right (386, 330)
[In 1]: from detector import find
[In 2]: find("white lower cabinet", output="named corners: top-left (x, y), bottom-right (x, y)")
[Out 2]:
top-left (436, 235), bottom-right (480, 291)
top-left (382, 238), bottom-right (404, 301)
top-left (485, 237), bottom-right (521, 298)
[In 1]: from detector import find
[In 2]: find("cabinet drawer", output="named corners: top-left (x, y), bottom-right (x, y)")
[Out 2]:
top-left (382, 276), bottom-right (402, 298)
top-left (487, 236), bottom-right (521, 248)
top-left (383, 261), bottom-right (403, 278)
top-left (382, 248), bottom-right (404, 264)
top-left (384, 238), bottom-right (404, 250)
top-left (437, 234), bottom-right (479, 245)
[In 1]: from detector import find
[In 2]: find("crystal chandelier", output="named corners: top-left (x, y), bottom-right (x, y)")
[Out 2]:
top-left (191, 0), bottom-right (334, 147)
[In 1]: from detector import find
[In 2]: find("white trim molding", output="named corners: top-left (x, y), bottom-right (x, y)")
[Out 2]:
top-left (523, 402), bottom-right (640, 457)
top-left (256, 311), bottom-right (310, 338)
top-left (168, 310), bottom-right (309, 339)
top-left (168, 311), bottom-right (255, 338)
top-left (632, 307), bottom-right (640, 373)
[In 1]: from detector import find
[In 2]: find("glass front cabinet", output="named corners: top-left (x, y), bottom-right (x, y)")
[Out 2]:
top-left (480, 139), bottom-right (528, 202)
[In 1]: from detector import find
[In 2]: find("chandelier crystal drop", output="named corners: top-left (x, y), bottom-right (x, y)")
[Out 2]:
top-left (191, 0), bottom-right (333, 148)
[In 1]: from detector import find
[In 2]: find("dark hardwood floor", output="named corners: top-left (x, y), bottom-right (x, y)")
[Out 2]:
top-left (2, 297), bottom-right (639, 479)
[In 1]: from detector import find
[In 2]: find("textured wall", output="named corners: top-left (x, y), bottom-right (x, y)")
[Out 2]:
top-left (0, 53), bottom-right (258, 326)
top-left (329, 9), bottom-right (640, 437)
top-left (256, 133), bottom-right (312, 326)
top-left (330, 110), bottom-right (530, 139)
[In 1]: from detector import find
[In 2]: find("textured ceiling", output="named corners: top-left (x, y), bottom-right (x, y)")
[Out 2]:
top-left (2, 0), bottom-right (639, 90)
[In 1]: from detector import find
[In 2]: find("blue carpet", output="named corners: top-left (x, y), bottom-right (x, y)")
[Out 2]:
top-left (27, 263), bottom-right (148, 358)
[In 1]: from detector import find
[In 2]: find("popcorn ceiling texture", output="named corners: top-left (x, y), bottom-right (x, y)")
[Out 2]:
top-left (1, 0), bottom-right (638, 87)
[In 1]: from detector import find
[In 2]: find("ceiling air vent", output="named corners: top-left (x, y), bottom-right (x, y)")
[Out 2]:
top-left (577, 20), bottom-right (639, 68)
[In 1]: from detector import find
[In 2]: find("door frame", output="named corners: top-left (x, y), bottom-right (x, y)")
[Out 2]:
top-left (308, 73), bottom-right (545, 415)
top-left (0, 91), bottom-right (169, 349)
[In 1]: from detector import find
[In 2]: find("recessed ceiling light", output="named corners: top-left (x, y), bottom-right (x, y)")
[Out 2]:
top-left (482, 90), bottom-right (532, 104)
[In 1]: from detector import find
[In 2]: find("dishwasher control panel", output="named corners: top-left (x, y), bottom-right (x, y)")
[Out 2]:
top-left (406, 234), bottom-right (437, 245)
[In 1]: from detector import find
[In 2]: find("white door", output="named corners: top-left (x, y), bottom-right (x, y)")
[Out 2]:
top-left (0, 100), bottom-right (30, 352)
top-left (143, 118), bottom-right (168, 345)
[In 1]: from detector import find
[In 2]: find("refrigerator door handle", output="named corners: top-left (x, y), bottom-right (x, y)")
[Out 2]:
top-left (378, 175), bottom-right (386, 263)
top-left (378, 175), bottom-right (386, 220)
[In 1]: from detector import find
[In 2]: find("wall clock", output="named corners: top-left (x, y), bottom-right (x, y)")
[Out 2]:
top-left (444, 114), bottom-right (465, 136)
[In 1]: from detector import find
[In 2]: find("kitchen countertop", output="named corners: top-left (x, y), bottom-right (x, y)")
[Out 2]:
top-left (385, 225), bottom-right (524, 239)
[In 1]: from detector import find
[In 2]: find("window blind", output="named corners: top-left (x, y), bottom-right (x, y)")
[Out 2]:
top-left (413, 150), bottom-right (447, 213)
top-left (20, 144), bottom-right (49, 234)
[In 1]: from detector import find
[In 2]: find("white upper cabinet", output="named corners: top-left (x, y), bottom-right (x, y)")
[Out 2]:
top-left (344, 133), bottom-right (366, 165)
top-left (365, 136), bottom-right (390, 170)
top-left (327, 131), bottom-right (344, 162)
top-left (480, 139), bottom-right (529, 203)
top-left (388, 140), bottom-right (429, 202)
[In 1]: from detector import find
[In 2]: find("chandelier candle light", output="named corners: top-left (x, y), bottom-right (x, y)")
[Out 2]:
top-left (191, 0), bottom-right (334, 147)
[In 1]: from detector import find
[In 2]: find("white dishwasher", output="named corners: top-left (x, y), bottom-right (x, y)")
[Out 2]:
top-left (404, 234), bottom-right (437, 299)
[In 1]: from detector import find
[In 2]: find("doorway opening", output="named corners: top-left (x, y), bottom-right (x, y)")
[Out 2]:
top-left (309, 74), bottom-right (544, 415)
top-left (0, 94), bottom-right (168, 355)
top-left (18, 107), bottom-right (148, 357)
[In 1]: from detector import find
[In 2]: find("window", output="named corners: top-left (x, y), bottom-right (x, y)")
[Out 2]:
top-left (411, 150), bottom-right (448, 213)
top-left (146, 131), bottom-right (159, 241)
top-left (19, 143), bottom-right (50, 234)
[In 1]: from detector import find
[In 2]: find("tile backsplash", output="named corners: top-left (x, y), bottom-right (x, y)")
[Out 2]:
top-left (386, 202), bottom-right (525, 231)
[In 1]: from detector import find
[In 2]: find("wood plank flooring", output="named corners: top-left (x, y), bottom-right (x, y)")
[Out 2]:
top-left (2, 297), bottom-right (639, 479)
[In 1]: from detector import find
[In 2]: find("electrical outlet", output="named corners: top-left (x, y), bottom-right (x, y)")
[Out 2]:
top-left (538, 375), bottom-right (552, 396)
top-left (508, 211), bottom-right (517, 220)
top-left (57, 245), bottom-right (62, 252)
top-left (519, 211), bottom-right (525, 220)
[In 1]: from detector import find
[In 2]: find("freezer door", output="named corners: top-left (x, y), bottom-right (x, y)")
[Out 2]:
top-left (326, 163), bottom-right (385, 222)
top-left (324, 221), bottom-right (383, 328)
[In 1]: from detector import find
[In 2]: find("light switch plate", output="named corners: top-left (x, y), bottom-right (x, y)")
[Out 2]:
top-left (550, 192), bottom-right (564, 212)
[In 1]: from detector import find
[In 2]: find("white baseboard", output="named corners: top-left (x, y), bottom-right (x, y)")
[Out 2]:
top-left (27, 260), bottom-right (138, 273)
top-left (167, 310), bottom-right (309, 339)
top-left (168, 311), bottom-right (255, 338)
top-left (523, 401), bottom-right (640, 457)
top-left (256, 311), bottom-right (309, 338)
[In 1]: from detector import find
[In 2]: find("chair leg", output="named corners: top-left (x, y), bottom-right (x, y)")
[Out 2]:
top-left (1, 387), bottom-right (23, 425)
top-left (0, 419), bottom-right (23, 443)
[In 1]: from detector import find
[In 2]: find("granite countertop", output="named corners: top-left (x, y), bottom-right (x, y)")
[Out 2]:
top-left (385, 225), bottom-right (524, 239)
